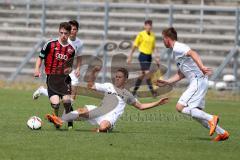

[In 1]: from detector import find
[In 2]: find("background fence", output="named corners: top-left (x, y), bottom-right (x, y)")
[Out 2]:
top-left (0, 0), bottom-right (239, 89)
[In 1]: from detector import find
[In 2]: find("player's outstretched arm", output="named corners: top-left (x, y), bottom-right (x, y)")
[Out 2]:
top-left (34, 57), bottom-right (43, 77)
top-left (87, 66), bottom-right (101, 90)
top-left (132, 97), bottom-right (169, 110)
top-left (186, 50), bottom-right (212, 75)
top-left (155, 70), bottom-right (184, 87)
top-left (75, 56), bottom-right (82, 77)
top-left (127, 45), bottom-right (138, 64)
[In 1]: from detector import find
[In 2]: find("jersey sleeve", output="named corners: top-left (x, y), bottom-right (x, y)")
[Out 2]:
top-left (76, 42), bottom-right (83, 56)
top-left (94, 83), bottom-right (112, 92)
top-left (39, 41), bottom-right (51, 59)
top-left (175, 43), bottom-right (191, 56)
top-left (133, 32), bottom-right (142, 47)
top-left (126, 92), bottom-right (137, 105)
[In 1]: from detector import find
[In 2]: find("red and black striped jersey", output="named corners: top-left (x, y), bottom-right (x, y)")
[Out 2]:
top-left (39, 38), bottom-right (75, 75)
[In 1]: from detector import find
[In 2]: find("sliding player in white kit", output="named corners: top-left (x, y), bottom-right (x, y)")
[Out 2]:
top-left (46, 67), bottom-right (169, 132)
top-left (33, 20), bottom-right (83, 101)
top-left (156, 27), bottom-right (229, 141)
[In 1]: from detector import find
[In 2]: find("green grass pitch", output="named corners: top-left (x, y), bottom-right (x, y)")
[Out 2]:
top-left (0, 88), bottom-right (239, 160)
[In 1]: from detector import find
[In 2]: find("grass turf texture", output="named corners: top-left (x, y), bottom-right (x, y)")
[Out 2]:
top-left (0, 88), bottom-right (239, 160)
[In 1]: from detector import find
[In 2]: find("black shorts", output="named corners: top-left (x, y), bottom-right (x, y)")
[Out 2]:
top-left (138, 52), bottom-right (152, 71)
top-left (46, 74), bottom-right (71, 98)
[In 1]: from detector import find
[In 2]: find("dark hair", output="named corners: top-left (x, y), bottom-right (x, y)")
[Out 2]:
top-left (162, 27), bottom-right (178, 40)
top-left (144, 19), bottom-right (152, 25)
top-left (59, 22), bottom-right (71, 32)
top-left (68, 20), bottom-right (79, 30)
top-left (117, 68), bottom-right (129, 79)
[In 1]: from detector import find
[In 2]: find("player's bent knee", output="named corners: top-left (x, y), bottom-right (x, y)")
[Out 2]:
top-left (176, 104), bottom-right (184, 112)
top-left (51, 103), bottom-right (60, 109)
top-left (99, 120), bottom-right (111, 132)
top-left (77, 108), bottom-right (89, 118)
top-left (77, 108), bottom-right (88, 113)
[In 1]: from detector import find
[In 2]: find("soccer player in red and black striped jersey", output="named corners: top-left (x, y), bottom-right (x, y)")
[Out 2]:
top-left (34, 22), bottom-right (76, 128)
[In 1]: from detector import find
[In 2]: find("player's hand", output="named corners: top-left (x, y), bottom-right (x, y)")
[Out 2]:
top-left (155, 58), bottom-right (160, 67)
top-left (34, 69), bottom-right (41, 78)
top-left (92, 66), bottom-right (101, 72)
top-left (154, 79), bottom-right (169, 87)
top-left (158, 97), bottom-right (169, 105)
top-left (75, 69), bottom-right (80, 78)
top-left (201, 66), bottom-right (213, 76)
top-left (127, 56), bottom-right (132, 64)
top-left (64, 67), bottom-right (72, 75)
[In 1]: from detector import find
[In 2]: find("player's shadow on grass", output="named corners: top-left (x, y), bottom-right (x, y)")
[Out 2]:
top-left (74, 128), bottom-right (145, 134)
top-left (43, 127), bottom-right (145, 134)
top-left (186, 136), bottom-right (211, 141)
top-left (74, 128), bottom-right (119, 133)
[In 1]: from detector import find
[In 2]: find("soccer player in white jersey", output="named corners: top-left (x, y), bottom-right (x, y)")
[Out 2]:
top-left (46, 67), bottom-right (169, 132)
top-left (156, 27), bottom-right (229, 141)
top-left (33, 20), bottom-right (83, 101)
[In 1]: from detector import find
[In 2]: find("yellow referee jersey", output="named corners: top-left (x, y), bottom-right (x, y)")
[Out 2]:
top-left (134, 30), bottom-right (156, 55)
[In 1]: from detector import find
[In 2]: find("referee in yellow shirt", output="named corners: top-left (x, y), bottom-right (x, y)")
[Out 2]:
top-left (127, 20), bottom-right (159, 97)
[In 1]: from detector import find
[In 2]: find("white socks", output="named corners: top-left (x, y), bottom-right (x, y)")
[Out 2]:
top-left (215, 125), bottom-right (226, 135)
top-left (181, 107), bottom-right (226, 135)
top-left (39, 87), bottom-right (48, 96)
top-left (61, 110), bottom-right (79, 122)
top-left (182, 107), bottom-right (213, 121)
top-left (194, 118), bottom-right (225, 135)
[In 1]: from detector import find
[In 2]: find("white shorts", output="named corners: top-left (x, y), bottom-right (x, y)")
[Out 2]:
top-left (85, 105), bottom-right (119, 128)
top-left (178, 76), bottom-right (208, 109)
top-left (69, 70), bottom-right (80, 86)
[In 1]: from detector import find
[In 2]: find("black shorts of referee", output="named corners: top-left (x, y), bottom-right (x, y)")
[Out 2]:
top-left (138, 52), bottom-right (152, 71)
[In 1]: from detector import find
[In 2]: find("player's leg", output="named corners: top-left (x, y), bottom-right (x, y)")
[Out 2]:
top-left (194, 99), bottom-right (229, 140)
top-left (69, 85), bottom-right (77, 119)
top-left (71, 86), bottom-right (78, 100)
top-left (144, 70), bottom-right (157, 97)
top-left (33, 86), bottom-right (48, 99)
top-left (47, 78), bottom-right (61, 117)
top-left (49, 105), bottom-right (115, 133)
top-left (132, 73), bottom-right (144, 96)
top-left (63, 105), bottom-right (98, 122)
top-left (49, 95), bottom-right (61, 116)
top-left (132, 53), bottom-right (147, 96)
top-left (46, 106), bottom-right (88, 128)
top-left (134, 53), bottom-right (156, 97)
top-left (179, 104), bottom-right (214, 121)
top-left (194, 117), bottom-right (229, 140)
top-left (177, 78), bottom-right (219, 136)
top-left (178, 104), bottom-right (219, 136)
top-left (69, 70), bottom-right (80, 101)
top-left (68, 71), bottom-right (80, 126)
top-left (176, 79), bottom-right (213, 121)
top-left (61, 107), bottom-right (88, 122)
top-left (62, 95), bottom-right (74, 129)
top-left (144, 54), bottom-right (156, 97)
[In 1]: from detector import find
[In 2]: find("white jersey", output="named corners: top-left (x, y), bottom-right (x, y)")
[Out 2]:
top-left (68, 37), bottom-right (83, 85)
top-left (68, 37), bottom-right (83, 57)
top-left (173, 41), bottom-right (204, 82)
top-left (94, 83), bottom-right (137, 118)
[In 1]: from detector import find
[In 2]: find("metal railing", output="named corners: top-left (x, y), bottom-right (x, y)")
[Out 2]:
top-left (8, 0), bottom-right (47, 82)
top-left (210, 47), bottom-right (239, 81)
top-left (8, 39), bottom-right (45, 82)
top-left (4, 0), bottom-right (240, 83)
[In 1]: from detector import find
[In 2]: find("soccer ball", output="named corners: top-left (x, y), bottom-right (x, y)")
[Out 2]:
top-left (27, 116), bottom-right (42, 130)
